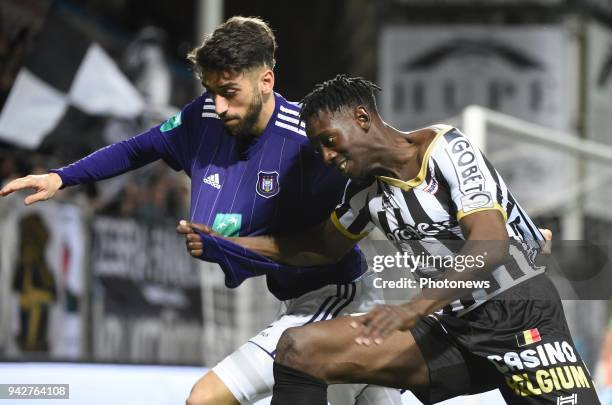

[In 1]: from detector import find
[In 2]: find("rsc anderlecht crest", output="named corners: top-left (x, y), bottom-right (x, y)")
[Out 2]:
top-left (256, 171), bottom-right (280, 198)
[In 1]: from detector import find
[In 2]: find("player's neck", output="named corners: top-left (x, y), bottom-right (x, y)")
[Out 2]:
top-left (375, 124), bottom-right (425, 181)
top-left (253, 92), bottom-right (276, 136)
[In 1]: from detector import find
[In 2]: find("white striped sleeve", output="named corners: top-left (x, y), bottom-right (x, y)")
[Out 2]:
top-left (331, 180), bottom-right (375, 240)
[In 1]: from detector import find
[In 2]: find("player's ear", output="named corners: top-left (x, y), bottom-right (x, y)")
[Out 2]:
top-left (260, 68), bottom-right (274, 95)
top-left (354, 106), bottom-right (370, 131)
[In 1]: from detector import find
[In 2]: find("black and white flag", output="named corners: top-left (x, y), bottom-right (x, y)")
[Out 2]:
top-left (0, 8), bottom-right (144, 150)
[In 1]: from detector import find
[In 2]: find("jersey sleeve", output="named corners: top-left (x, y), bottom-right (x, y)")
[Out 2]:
top-left (433, 129), bottom-right (507, 222)
top-left (51, 97), bottom-right (203, 187)
top-left (331, 179), bottom-right (375, 240)
top-left (140, 95), bottom-right (203, 174)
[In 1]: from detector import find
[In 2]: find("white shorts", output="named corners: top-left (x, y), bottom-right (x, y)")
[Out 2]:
top-left (212, 271), bottom-right (403, 404)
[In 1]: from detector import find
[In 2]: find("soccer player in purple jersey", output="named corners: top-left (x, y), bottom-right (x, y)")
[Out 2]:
top-left (0, 17), bottom-right (402, 405)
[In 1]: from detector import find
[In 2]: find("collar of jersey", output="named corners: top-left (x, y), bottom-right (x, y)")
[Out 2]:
top-left (376, 125), bottom-right (454, 191)
top-left (238, 92), bottom-right (283, 159)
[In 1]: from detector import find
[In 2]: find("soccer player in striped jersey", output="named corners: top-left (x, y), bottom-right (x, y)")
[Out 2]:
top-left (0, 18), bottom-right (402, 405)
top-left (199, 75), bottom-right (601, 404)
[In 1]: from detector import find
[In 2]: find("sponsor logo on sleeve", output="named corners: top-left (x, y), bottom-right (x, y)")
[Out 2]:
top-left (449, 137), bottom-right (494, 213)
top-left (160, 111), bottom-right (182, 132)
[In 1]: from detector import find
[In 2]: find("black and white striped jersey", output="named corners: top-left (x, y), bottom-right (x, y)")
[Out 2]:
top-left (331, 125), bottom-right (546, 316)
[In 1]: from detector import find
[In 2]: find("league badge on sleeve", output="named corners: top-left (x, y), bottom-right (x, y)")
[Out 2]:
top-left (160, 111), bottom-right (182, 132)
top-left (256, 171), bottom-right (280, 198)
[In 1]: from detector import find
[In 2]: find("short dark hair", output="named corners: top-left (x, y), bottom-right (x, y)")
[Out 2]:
top-left (300, 74), bottom-right (381, 123)
top-left (188, 16), bottom-right (276, 81)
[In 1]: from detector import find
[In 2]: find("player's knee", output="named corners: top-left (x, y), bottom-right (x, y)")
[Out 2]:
top-left (185, 389), bottom-right (216, 405)
top-left (276, 327), bottom-right (317, 371)
top-left (185, 379), bottom-right (228, 405)
top-left (186, 388), bottom-right (207, 405)
top-left (276, 327), bottom-right (300, 365)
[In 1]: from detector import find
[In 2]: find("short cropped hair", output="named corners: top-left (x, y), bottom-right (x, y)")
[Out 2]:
top-left (300, 74), bottom-right (381, 123)
top-left (188, 16), bottom-right (277, 81)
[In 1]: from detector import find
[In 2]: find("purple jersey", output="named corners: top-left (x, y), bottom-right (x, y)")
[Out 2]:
top-left (52, 92), bottom-right (366, 299)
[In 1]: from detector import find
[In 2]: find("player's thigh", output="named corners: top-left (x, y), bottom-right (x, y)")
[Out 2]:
top-left (212, 341), bottom-right (278, 404)
top-left (278, 315), bottom-right (429, 390)
top-left (187, 370), bottom-right (239, 405)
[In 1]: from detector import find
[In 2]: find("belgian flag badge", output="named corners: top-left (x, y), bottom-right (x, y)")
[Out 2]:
top-left (516, 328), bottom-right (542, 347)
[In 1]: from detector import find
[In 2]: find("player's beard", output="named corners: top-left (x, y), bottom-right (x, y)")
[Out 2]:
top-left (226, 90), bottom-right (263, 137)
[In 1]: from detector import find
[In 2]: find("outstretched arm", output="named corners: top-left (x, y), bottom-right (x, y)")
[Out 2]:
top-left (0, 130), bottom-right (169, 205)
top-left (0, 99), bottom-right (202, 206)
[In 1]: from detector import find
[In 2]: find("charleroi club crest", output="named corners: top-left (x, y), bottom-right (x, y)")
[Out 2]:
top-left (256, 171), bottom-right (280, 198)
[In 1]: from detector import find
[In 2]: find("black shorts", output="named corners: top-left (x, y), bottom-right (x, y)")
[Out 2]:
top-left (410, 274), bottom-right (602, 404)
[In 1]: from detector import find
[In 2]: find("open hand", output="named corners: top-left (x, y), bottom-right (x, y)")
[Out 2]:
top-left (0, 173), bottom-right (63, 205)
top-left (349, 304), bottom-right (422, 346)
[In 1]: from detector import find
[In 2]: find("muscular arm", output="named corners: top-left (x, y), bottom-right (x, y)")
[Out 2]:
top-left (353, 209), bottom-right (510, 345)
top-left (178, 218), bottom-right (359, 266)
top-left (233, 219), bottom-right (359, 266)
top-left (406, 209), bottom-right (509, 316)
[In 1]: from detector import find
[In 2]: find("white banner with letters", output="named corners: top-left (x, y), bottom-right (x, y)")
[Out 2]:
top-left (91, 216), bottom-right (203, 364)
top-left (379, 25), bottom-right (569, 130)
top-left (585, 21), bottom-right (612, 219)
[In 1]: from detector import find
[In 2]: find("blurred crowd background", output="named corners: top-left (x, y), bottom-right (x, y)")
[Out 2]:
top-left (1, 0), bottom-right (612, 403)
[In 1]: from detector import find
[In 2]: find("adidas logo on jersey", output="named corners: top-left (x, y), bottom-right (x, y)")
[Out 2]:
top-left (203, 173), bottom-right (221, 189)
